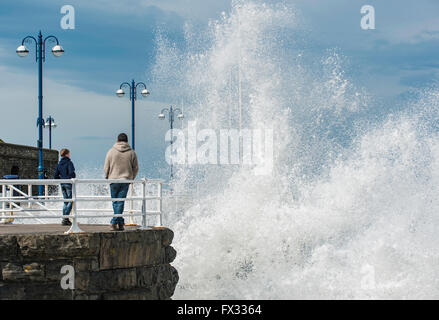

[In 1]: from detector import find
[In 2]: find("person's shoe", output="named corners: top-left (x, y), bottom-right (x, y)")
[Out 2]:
top-left (62, 218), bottom-right (72, 226)
top-left (117, 223), bottom-right (125, 231)
top-left (111, 223), bottom-right (118, 231)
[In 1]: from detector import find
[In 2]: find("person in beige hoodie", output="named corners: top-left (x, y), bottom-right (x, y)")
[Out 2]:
top-left (104, 133), bottom-right (139, 231)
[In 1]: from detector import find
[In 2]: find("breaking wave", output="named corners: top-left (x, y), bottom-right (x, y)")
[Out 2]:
top-left (150, 0), bottom-right (439, 299)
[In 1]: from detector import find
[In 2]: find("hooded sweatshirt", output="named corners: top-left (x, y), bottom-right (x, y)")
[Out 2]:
top-left (54, 157), bottom-right (76, 179)
top-left (104, 142), bottom-right (139, 180)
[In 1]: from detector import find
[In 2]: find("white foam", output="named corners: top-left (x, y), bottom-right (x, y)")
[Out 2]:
top-left (148, 1), bottom-right (439, 299)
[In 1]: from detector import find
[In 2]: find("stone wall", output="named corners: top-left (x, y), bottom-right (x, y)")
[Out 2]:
top-left (0, 142), bottom-right (58, 179)
top-left (0, 228), bottom-right (178, 300)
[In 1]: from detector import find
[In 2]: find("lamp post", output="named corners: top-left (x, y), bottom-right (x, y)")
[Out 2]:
top-left (116, 79), bottom-right (150, 150)
top-left (45, 116), bottom-right (57, 150)
top-left (17, 31), bottom-right (64, 195)
top-left (158, 106), bottom-right (184, 179)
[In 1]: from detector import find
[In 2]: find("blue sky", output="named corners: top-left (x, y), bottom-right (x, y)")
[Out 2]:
top-left (0, 0), bottom-right (438, 178)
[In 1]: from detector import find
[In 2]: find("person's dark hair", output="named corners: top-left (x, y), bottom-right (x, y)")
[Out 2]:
top-left (117, 133), bottom-right (128, 142)
top-left (60, 148), bottom-right (70, 157)
top-left (11, 165), bottom-right (19, 175)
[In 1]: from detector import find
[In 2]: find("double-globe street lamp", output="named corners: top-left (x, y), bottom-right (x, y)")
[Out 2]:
top-left (158, 106), bottom-right (184, 179)
top-left (16, 31), bottom-right (64, 195)
top-left (116, 80), bottom-right (150, 150)
top-left (45, 116), bottom-right (57, 150)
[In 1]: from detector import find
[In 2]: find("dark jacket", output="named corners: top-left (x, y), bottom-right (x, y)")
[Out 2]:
top-left (54, 157), bottom-right (76, 179)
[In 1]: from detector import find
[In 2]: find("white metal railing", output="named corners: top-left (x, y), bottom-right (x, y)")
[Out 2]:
top-left (0, 178), bottom-right (164, 234)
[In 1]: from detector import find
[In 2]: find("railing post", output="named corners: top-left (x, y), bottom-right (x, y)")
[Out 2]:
top-left (127, 183), bottom-right (135, 225)
top-left (28, 184), bottom-right (32, 208)
top-left (158, 182), bottom-right (163, 226)
top-left (65, 178), bottom-right (83, 234)
top-left (1, 185), bottom-right (5, 223)
top-left (7, 185), bottom-right (13, 223)
top-left (139, 178), bottom-right (148, 230)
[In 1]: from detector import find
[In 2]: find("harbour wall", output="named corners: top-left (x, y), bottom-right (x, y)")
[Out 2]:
top-left (0, 227), bottom-right (178, 299)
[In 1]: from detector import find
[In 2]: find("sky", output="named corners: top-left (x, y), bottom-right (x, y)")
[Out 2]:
top-left (0, 0), bottom-right (438, 179)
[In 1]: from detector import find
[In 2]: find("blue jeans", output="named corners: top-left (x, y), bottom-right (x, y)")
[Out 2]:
top-left (110, 183), bottom-right (129, 224)
top-left (61, 184), bottom-right (73, 216)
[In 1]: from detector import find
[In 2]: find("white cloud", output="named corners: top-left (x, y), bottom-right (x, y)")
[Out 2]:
top-left (36, 0), bottom-right (439, 41)
top-left (39, 0), bottom-right (230, 20)
top-left (293, 0), bottom-right (439, 45)
top-left (139, 0), bottom-right (231, 19)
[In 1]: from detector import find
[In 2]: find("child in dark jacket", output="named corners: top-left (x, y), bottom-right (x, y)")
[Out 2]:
top-left (54, 149), bottom-right (76, 226)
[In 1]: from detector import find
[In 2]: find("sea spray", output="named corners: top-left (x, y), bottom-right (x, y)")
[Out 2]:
top-left (149, 0), bottom-right (439, 299)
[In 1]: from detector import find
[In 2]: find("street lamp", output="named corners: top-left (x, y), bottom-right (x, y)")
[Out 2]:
top-left (44, 116), bottom-right (57, 150)
top-left (116, 79), bottom-right (149, 150)
top-left (17, 31), bottom-right (64, 195)
top-left (158, 106), bottom-right (184, 179)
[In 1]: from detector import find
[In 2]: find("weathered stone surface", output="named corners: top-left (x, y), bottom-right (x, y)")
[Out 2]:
top-left (0, 236), bottom-right (18, 259)
top-left (0, 281), bottom-right (73, 300)
top-left (16, 233), bottom-right (101, 258)
top-left (2, 262), bottom-right (45, 281)
top-left (0, 282), bottom-right (25, 299)
top-left (45, 259), bottom-right (73, 281)
top-left (76, 268), bottom-right (137, 292)
top-left (156, 265), bottom-right (179, 299)
top-left (0, 142), bottom-right (58, 183)
top-left (73, 257), bottom-right (99, 273)
top-left (136, 266), bottom-right (157, 287)
top-left (164, 246), bottom-right (177, 264)
top-left (0, 227), bottom-right (178, 300)
top-left (99, 230), bottom-right (163, 270)
top-left (23, 282), bottom-right (73, 300)
top-left (73, 291), bottom-right (100, 300)
top-left (160, 228), bottom-right (174, 246)
top-left (102, 287), bottom-right (157, 300)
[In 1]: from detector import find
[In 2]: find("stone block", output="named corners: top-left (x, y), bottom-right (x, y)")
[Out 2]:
top-left (160, 228), bottom-right (174, 246)
top-left (76, 268), bottom-right (137, 292)
top-left (136, 266), bottom-right (157, 288)
top-left (164, 246), bottom-right (177, 264)
top-left (16, 233), bottom-right (101, 258)
top-left (73, 257), bottom-right (99, 272)
top-left (102, 287), bottom-right (157, 300)
top-left (73, 291), bottom-right (101, 300)
top-left (0, 235), bottom-right (19, 259)
top-left (0, 282), bottom-right (25, 299)
top-left (45, 259), bottom-right (74, 281)
top-left (99, 231), bottom-right (162, 270)
top-left (24, 282), bottom-right (73, 300)
top-left (2, 262), bottom-right (45, 282)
